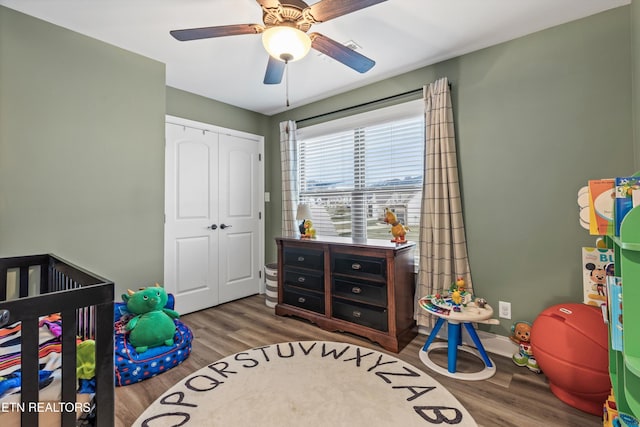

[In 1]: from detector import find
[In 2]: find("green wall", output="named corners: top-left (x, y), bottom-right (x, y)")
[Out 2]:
top-left (0, 6), bottom-right (167, 295)
top-left (166, 86), bottom-right (268, 137)
top-left (1, 4), bottom-right (636, 338)
top-left (0, 6), bottom-right (271, 298)
top-left (266, 6), bottom-right (634, 334)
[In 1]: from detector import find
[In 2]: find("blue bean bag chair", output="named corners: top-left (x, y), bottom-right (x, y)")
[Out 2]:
top-left (113, 293), bottom-right (193, 386)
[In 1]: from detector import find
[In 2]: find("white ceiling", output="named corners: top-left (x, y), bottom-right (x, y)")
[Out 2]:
top-left (1, 0), bottom-right (630, 115)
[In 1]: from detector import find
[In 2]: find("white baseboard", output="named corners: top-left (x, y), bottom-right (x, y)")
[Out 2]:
top-left (417, 324), bottom-right (516, 359)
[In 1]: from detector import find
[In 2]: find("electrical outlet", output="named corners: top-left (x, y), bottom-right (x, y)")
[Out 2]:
top-left (499, 301), bottom-right (512, 319)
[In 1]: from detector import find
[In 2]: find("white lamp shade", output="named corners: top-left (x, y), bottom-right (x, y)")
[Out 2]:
top-left (296, 203), bottom-right (312, 220)
top-left (262, 26), bottom-right (311, 62)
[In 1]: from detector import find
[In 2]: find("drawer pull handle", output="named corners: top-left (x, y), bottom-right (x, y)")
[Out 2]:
top-left (351, 287), bottom-right (362, 294)
top-left (298, 297), bottom-right (306, 303)
top-left (352, 310), bottom-right (362, 318)
top-left (351, 263), bottom-right (361, 270)
top-left (297, 256), bottom-right (305, 262)
top-left (297, 277), bottom-right (306, 283)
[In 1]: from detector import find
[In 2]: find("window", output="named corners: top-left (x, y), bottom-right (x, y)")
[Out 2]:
top-left (298, 100), bottom-right (424, 241)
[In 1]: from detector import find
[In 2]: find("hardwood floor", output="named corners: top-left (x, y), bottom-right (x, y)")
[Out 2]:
top-left (115, 295), bottom-right (602, 427)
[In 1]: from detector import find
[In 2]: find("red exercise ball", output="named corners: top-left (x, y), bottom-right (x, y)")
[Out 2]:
top-left (531, 303), bottom-right (610, 416)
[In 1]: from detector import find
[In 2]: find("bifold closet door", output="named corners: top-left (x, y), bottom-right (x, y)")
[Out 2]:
top-left (164, 123), bottom-right (261, 313)
top-left (165, 124), bottom-right (220, 314)
top-left (217, 133), bottom-right (261, 304)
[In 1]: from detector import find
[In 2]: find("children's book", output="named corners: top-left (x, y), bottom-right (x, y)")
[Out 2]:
top-left (588, 179), bottom-right (615, 236)
top-left (607, 276), bottom-right (623, 352)
top-left (582, 247), bottom-right (614, 307)
top-left (615, 176), bottom-right (640, 236)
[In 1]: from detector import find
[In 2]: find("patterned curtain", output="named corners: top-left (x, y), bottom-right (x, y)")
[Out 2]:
top-left (416, 77), bottom-right (473, 329)
top-left (280, 120), bottom-right (299, 237)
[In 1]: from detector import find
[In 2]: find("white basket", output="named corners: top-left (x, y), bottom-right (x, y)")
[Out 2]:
top-left (264, 263), bottom-right (278, 308)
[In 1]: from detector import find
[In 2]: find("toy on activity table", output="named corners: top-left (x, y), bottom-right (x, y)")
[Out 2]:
top-left (419, 277), bottom-right (497, 321)
top-left (383, 207), bottom-right (410, 243)
top-left (510, 321), bottom-right (541, 373)
top-left (447, 277), bottom-right (472, 311)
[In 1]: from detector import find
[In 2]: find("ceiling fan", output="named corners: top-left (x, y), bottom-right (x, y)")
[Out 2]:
top-left (170, 0), bottom-right (388, 85)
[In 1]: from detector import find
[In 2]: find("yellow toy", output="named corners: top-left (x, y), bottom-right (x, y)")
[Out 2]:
top-left (301, 219), bottom-right (316, 239)
top-left (448, 277), bottom-right (472, 310)
top-left (451, 290), bottom-right (462, 305)
top-left (383, 208), bottom-right (409, 243)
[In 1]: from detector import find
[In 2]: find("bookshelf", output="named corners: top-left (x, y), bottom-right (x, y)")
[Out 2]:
top-left (607, 203), bottom-right (640, 425)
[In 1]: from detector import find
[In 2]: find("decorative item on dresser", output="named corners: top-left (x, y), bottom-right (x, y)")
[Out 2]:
top-left (275, 236), bottom-right (416, 353)
top-left (295, 203), bottom-right (312, 236)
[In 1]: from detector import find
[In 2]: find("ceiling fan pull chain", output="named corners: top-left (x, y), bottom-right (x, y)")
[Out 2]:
top-left (285, 60), bottom-right (290, 108)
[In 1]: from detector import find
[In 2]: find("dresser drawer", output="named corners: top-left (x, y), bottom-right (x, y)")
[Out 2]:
top-left (332, 299), bottom-right (388, 332)
top-left (332, 277), bottom-right (387, 306)
top-left (332, 253), bottom-right (386, 280)
top-left (283, 247), bottom-right (324, 271)
top-left (283, 268), bottom-right (324, 292)
top-left (283, 287), bottom-right (325, 315)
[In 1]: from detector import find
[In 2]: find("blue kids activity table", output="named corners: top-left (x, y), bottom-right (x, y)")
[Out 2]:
top-left (418, 294), bottom-right (499, 381)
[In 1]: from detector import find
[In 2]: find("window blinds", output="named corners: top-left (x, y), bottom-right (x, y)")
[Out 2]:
top-left (298, 112), bottom-right (424, 240)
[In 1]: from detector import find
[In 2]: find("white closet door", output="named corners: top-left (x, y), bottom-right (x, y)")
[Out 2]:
top-left (165, 119), bottom-right (263, 314)
top-left (165, 123), bottom-right (220, 313)
top-left (217, 133), bottom-right (261, 303)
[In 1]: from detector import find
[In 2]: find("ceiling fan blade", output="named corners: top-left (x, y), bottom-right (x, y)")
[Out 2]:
top-left (310, 33), bottom-right (375, 73)
top-left (307, 0), bottom-right (387, 23)
top-left (264, 56), bottom-right (286, 84)
top-left (170, 24), bottom-right (263, 41)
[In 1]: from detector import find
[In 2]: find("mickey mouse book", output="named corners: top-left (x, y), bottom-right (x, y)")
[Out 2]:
top-left (582, 247), bottom-right (614, 307)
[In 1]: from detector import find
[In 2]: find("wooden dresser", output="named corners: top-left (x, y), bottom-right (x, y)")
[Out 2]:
top-left (275, 236), bottom-right (417, 352)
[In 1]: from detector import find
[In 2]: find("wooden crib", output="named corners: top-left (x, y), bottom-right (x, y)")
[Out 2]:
top-left (0, 254), bottom-right (114, 426)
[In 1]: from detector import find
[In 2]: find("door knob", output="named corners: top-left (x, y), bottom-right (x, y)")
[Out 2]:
top-left (208, 224), bottom-right (218, 230)
top-left (220, 224), bottom-right (232, 229)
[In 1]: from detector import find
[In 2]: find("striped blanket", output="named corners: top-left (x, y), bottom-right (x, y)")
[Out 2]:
top-left (0, 314), bottom-right (75, 401)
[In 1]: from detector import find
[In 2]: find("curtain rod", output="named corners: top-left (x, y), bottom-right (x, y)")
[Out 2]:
top-left (295, 82), bottom-right (452, 125)
top-left (296, 87), bottom-right (423, 125)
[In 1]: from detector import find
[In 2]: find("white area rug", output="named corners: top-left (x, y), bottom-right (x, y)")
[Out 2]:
top-left (134, 341), bottom-right (477, 426)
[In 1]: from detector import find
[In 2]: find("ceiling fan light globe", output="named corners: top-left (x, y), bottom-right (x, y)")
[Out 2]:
top-left (262, 26), bottom-right (311, 62)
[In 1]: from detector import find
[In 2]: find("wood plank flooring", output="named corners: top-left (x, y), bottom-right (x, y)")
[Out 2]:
top-left (114, 295), bottom-right (602, 427)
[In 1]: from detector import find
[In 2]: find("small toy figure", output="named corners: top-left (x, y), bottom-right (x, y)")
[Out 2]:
top-left (451, 290), bottom-right (462, 305)
top-left (450, 290), bottom-right (462, 312)
top-left (301, 219), bottom-right (316, 239)
top-left (449, 276), bottom-right (472, 307)
top-left (383, 208), bottom-right (409, 243)
top-left (510, 321), bottom-right (541, 373)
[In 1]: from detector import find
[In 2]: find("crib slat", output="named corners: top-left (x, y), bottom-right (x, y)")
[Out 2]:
top-left (21, 315), bottom-right (39, 426)
top-left (19, 266), bottom-right (29, 298)
top-left (61, 309), bottom-right (77, 427)
top-left (0, 267), bottom-right (6, 301)
top-left (39, 264), bottom-right (48, 294)
top-left (94, 300), bottom-right (115, 427)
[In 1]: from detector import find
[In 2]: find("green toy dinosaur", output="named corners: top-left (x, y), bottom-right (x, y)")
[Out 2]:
top-left (122, 284), bottom-right (179, 354)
